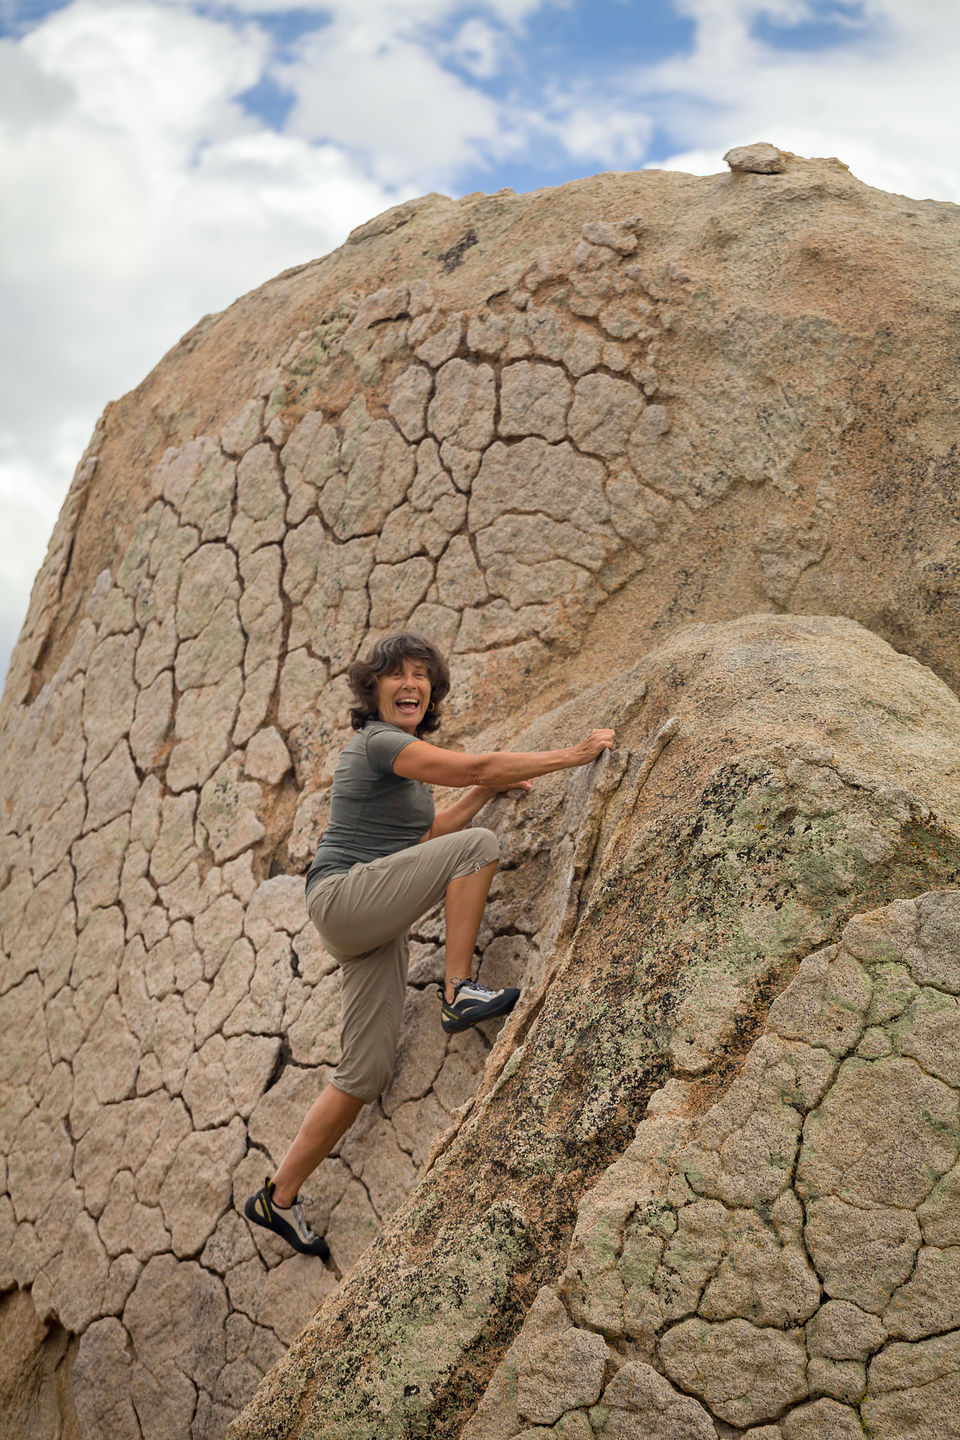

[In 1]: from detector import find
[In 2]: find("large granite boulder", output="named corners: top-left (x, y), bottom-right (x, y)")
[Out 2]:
top-left (1, 147), bottom-right (959, 1436)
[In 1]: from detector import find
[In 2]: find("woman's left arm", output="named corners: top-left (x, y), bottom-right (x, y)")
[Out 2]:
top-left (422, 781), bottom-right (531, 840)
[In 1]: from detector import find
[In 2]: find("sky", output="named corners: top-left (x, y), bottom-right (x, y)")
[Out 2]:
top-left (2, 0), bottom-right (960, 685)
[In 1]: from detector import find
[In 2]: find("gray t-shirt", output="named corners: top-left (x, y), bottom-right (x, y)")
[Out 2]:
top-left (305, 721), bottom-right (435, 890)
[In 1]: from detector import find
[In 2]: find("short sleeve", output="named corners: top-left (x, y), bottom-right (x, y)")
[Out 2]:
top-left (364, 725), bottom-right (417, 776)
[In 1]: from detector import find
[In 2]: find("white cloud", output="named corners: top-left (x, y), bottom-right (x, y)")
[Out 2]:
top-left (21, 0), bottom-right (267, 150)
top-left (279, 25), bottom-right (503, 185)
top-left (648, 145), bottom-right (722, 176)
top-left (536, 96), bottom-right (654, 167)
top-left (444, 16), bottom-right (506, 79)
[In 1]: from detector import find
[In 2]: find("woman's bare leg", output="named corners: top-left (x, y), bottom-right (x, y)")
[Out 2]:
top-left (271, 1084), bottom-right (364, 1206)
top-left (443, 860), bottom-right (497, 1002)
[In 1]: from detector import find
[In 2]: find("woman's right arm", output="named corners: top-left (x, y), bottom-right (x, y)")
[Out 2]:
top-left (392, 729), bottom-right (616, 788)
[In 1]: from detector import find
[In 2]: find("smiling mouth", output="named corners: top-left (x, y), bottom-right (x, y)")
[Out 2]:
top-left (395, 698), bottom-right (420, 712)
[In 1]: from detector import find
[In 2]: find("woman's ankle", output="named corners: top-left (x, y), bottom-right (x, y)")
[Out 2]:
top-left (271, 1178), bottom-right (296, 1207)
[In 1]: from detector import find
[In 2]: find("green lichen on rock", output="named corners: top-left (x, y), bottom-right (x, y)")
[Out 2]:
top-left (246, 1202), bottom-right (534, 1440)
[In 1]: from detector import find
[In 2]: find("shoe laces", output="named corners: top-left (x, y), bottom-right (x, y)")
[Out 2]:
top-left (436, 978), bottom-right (499, 1004)
top-left (455, 978), bottom-right (501, 1000)
top-left (288, 1195), bottom-right (319, 1240)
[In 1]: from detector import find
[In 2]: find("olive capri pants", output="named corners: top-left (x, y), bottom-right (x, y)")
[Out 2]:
top-left (306, 828), bottom-right (500, 1103)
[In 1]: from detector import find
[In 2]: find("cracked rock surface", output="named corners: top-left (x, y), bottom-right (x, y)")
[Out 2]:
top-left (1, 149), bottom-right (960, 1438)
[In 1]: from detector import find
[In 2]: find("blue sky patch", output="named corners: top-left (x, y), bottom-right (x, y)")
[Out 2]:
top-left (751, 1), bottom-right (869, 52)
top-left (236, 68), bottom-right (296, 129)
top-left (516, 0), bottom-right (697, 75)
top-left (0, 0), bottom-right (69, 38)
top-left (209, 2), bottom-right (330, 47)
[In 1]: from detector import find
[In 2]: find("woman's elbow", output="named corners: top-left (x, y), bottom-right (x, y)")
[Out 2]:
top-left (465, 753), bottom-right (496, 787)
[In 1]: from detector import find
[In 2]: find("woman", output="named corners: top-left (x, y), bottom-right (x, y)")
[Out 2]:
top-left (244, 632), bottom-right (615, 1257)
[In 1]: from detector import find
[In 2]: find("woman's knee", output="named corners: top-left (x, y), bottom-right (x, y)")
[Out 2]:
top-left (332, 1051), bottom-right (394, 1106)
top-left (360, 1049), bottom-right (397, 1103)
top-left (464, 826), bottom-right (499, 871)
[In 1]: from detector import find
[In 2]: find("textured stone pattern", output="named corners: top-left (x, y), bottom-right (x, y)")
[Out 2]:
top-left (463, 892), bottom-right (960, 1439)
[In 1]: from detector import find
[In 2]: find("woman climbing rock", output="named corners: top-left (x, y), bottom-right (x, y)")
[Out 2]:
top-left (244, 631), bottom-right (615, 1257)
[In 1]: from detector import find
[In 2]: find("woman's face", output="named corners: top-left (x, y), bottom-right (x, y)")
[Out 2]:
top-left (374, 657), bottom-right (432, 734)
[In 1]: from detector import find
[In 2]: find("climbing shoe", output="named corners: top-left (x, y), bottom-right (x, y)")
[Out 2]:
top-left (244, 1178), bottom-right (330, 1259)
top-left (440, 978), bottom-right (520, 1034)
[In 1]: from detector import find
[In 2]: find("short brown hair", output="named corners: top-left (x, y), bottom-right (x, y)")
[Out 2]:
top-left (347, 633), bottom-right (450, 735)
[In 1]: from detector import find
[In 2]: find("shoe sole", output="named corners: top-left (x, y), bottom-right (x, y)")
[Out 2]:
top-left (244, 1194), bottom-right (330, 1259)
top-left (441, 991), bottom-right (519, 1034)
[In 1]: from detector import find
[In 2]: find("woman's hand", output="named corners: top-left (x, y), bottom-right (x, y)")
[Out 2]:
top-left (487, 779), bottom-right (533, 796)
top-left (573, 728), bottom-right (616, 765)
